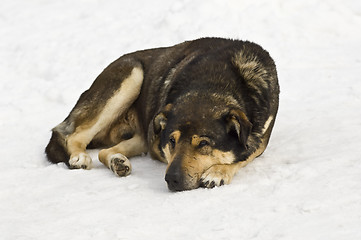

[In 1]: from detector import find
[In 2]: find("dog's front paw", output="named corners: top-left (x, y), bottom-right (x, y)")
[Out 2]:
top-left (69, 152), bottom-right (92, 170)
top-left (110, 154), bottom-right (132, 177)
top-left (200, 165), bottom-right (233, 188)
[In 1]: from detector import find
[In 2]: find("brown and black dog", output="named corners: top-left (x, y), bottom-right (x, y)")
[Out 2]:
top-left (45, 38), bottom-right (279, 191)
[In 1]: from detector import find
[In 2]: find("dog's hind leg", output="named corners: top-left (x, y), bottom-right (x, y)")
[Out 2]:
top-left (98, 133), bottom-right (147, 177)
top-left (45, 62), bottom-right (144, 170)
top-left (67, 66), bottom-right (144, 169)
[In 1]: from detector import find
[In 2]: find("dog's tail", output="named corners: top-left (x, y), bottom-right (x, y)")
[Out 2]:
top-left (45, 123), bottom-right (71, 167)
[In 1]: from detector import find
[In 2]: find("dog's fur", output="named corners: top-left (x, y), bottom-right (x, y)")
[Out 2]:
top-left (45, 38), bottom-right (279, 191)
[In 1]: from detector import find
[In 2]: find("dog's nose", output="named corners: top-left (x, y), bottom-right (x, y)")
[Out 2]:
top-left (165, 171), bottom-right (184, 191)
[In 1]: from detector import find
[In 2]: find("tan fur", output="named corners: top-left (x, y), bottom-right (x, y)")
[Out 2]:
top-left (91, 107), bottom-right (138, 147)
top-left (163, 144), bottom-right (172, 165)
top-left (160, 130), bottom-right (182, 165)
top-left (182, 149), bottom-right (236, 188)
top-left (98, 134), bottom-right (147, 168)
top-left (163, 130), bottom-right (183, 166)
top-left (66, 67), bottom-right (144, 169)
top-left (262, 115), bottom-right (274, 134)
top-left (201, 135), bottom-right (268, 187)
top-left (171, 130), bottom-right (181, 143)
top-left (164, 132), bottom-right (237, 189)
top-left (191, 135), bottom-right (212, 147)
top-left (149, 137), bottom-right (166, 163)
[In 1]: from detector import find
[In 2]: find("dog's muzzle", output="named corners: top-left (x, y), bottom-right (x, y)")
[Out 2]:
top-left (165, 160), bottom-right (185, 191)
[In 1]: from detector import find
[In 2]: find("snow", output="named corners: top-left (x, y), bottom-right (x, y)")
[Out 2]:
top-left (1, 0), bottom-right (361, 239)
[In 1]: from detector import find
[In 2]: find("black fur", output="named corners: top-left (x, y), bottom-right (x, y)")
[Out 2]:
top-left (45, 131), bottom-right (70, 167)
top-left (45, 38), bottom-right (279, 191)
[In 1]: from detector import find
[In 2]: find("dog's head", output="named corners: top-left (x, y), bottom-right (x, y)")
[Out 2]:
top-left (153, 97), bottom-right (252, 191)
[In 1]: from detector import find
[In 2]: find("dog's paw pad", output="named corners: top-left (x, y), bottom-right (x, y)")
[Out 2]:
top-left (200, 165), bottom-right (231, 188)
top-left (69, 152), bottom-right (92, 170)
top-left (110, 154), bottom-right (132, 177)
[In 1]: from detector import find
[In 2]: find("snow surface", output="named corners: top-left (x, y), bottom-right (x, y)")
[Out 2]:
top-left (1, 0), bottom-right (361, 239)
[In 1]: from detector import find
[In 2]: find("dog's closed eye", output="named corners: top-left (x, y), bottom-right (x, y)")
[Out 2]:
top-left (169, 136), bottom-right (176, 149)
top-left (198, 140), bottom-right (210, 147)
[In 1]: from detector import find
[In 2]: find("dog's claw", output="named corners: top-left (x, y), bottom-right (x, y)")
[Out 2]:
top-left (69, 152), bottom-right (92, 170)
top-left (200, 165), bottom-right (233, 188)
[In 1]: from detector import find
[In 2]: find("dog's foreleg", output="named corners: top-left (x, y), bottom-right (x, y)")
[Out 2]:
top-left (98, 134), bottom-right (147, 177)
top-left (200, 162), bottom-right (246, 188)
top-left (200, 141), bottom-right (267, 188)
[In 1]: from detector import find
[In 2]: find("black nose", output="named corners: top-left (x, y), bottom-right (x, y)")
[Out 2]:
top-left (165, 171), bottom-right (184, 191)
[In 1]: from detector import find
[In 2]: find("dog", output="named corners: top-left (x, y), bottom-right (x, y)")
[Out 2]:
top-left (45, 37), bottom-right (279, 191)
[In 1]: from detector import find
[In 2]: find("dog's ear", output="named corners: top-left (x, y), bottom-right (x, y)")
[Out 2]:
top-left (153, 104), bottom-right (173, 134)
top-left (153, 112), bottom-right (167, 134)
top-left (225, 109), bottom-right (252, 149)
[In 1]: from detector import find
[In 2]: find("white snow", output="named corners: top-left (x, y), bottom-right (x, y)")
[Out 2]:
top-left (1, 0), bottom-right (361, 239)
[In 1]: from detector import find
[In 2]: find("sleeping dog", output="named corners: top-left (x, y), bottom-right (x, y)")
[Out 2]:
top-left (45, 38), bottom-right (280, 191)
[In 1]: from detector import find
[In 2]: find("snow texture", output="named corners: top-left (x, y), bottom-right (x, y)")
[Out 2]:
top-left (1, 0), bottom-right (361, 239)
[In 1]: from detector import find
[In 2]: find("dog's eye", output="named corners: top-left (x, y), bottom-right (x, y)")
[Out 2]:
top-left (169, 136), bottom-right (176, 149)
top-left (198, 140), bottom-right (210, 147)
